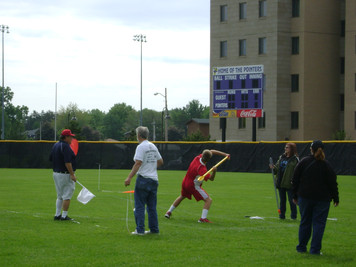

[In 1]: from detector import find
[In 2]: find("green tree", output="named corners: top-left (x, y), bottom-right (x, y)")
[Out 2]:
top-left (0, 87), bottom-right (29, 140)
top-left (56, 103), bottom-right (93, 139)
top-left (141, 108), bottom-right (165, 141)
top-left (26, 110), bottom-right (55, 140)
top-left (184, 130), bottom-right (210, 141)
top-left (168, 126), bottom-right (184, 141)
top-left (332, 130), bottom-right (347, 140)
top-left (170, 107), bottom-right (189, 134)
top-left (88, 109), bottom-right (105, 132)
top-left (36, 121), bottom-right (55, 140)
top-left (124, 129), bottom-right (137, 141)
top-left (169, 99), bottom-right (209, 140)
top-left (103, 103), bottom-right (135, 140)
top-left (25, 110), bottom-right (41, 130)
top-left (67, 119), bottom-right (82, 139)
top-left (185, 99), bottom-right (209, 119)
top-left (81, 125), bottom-right (101, 141)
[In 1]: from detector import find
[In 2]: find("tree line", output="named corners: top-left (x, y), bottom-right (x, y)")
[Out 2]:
top-left (0, 87), bottom-right (210, 141)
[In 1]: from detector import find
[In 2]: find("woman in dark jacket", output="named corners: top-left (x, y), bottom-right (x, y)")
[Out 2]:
top-left (270, 143), bottom-right (299, 219)
top-left (292, 140), bottom-right (339, 255)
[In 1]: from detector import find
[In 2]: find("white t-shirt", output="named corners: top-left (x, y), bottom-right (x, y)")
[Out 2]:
top-left (134, 140), bottom-right (162, 181)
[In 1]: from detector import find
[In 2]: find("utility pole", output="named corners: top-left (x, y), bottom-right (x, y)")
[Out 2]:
top-left (133, 34), bottom-right (147, 126)
top-left (1, 24), bottom-right (9, 140)
top-left (154, 88), bottom-right (170, 141)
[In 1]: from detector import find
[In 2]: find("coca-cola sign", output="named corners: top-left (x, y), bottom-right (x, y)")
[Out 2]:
top-left (237, 109), bottom-right (262, 118)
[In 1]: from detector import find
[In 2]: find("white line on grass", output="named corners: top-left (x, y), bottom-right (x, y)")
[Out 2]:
top-left (3, 210), bottom-right (84, 224)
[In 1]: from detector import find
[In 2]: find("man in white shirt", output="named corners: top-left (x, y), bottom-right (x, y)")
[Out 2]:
top-left (124, 126), bottom-right (164, 235)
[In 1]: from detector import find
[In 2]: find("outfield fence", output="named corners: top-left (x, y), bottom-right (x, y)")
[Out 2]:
top-left (0, 140), bottom-right (355, 175)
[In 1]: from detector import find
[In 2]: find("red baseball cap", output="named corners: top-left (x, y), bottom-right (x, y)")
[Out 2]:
top-left (61, 129), bottom-right (75, 136)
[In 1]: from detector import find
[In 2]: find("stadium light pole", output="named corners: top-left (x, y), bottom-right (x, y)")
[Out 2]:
top-left (154, 88), bottom-right (170, 141)
top-left (54, 83), bottom-right (57, 141)
top-left (133, 34), bottom-right (147, 126)
top-left (1, 25), bottom-right (9, 140)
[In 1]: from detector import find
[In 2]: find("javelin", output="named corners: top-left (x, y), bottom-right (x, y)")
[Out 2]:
top-left (197, 156), bottom-right (229, 182)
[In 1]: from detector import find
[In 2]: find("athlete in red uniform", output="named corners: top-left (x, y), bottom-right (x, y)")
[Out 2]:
top-left (165, 149), bottom-right (230, 223)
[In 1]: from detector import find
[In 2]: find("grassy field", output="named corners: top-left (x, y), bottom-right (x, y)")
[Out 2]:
top-left (0, 168), bottom-right (355, 266)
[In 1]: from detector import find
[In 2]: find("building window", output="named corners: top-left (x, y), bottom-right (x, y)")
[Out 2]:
top-left (238, 117), bottom-right (246, 129)
top-left (291, 112), bottom-right (299, 129)
top-left (259, 37), bottom-right (266, 55)
top-left (340, 57), bottom-right (345, 74)
top-left (292, 0), bottom-right (300, 17)
top-left (259, 0), bottom-right (267, 17)
top-left (239, 39), bottom-right (246, 56)
top-left (291, 74), bottom-right (299, 92)
top-left (220, 5), bottom-right (227, 22)
top-left (258, 111), bottom-right (266, 129)
top-left (292, 37), bottom-right (299, 55)
top-left (239, 3), bottom-right (247, 19)
top-left (340, 94), bottom-right (344, 111)
top-left (341, 20), bottom-right (345, 37)
top-left (220, 41), bottom-right (227, 57)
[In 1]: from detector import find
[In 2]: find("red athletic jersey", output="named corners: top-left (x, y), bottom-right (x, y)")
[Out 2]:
top-left (182, 155), bottom-right (210, 187)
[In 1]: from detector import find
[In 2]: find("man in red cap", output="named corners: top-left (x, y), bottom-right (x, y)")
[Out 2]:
top-left (49, 129), bottom-right (77, 221)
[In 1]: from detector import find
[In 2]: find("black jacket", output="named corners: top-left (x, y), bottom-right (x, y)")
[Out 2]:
top-left (292, 155), bottom-right (339, 203)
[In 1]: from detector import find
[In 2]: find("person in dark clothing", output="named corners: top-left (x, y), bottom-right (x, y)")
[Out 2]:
top-left (270, 143), bottom-right (299, 219)
top-left (49, 129), bottom-right (77, 221)
top-left (292, 140), bottom-right (339, 255)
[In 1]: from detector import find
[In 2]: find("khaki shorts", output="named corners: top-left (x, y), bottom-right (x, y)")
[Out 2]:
top-left (53, 172), bottom-right (75, 200)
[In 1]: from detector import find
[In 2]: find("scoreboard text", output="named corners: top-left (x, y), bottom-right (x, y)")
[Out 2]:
top-left (212, 65), bottom-right (264, 118)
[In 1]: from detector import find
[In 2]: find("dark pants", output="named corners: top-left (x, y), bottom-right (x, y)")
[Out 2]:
top-left (134, 175), bottom-right (159, 234)
top-left (297, 197), bottom-right (330, 254)
top-left (278, 188), bottom-right (297, 219)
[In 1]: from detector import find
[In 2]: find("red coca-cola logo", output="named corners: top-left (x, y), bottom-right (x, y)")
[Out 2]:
top-left (237, 109), bottom-right (262, 118)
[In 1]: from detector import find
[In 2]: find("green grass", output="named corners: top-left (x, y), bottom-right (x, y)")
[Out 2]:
top-left (0, 168), bottom-right (355, 266)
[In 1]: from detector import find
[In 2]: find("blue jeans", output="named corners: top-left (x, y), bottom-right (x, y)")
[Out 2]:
top-left (297, 197), bottom-right (330, 254)
top-left (134, 175), bottom-right (159, 234)
top-left (278, 188), bottom-right (297, 219)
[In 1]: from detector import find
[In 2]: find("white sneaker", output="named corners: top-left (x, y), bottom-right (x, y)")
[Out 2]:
top-left (131, 230), bottom-right (144, 235)
top-left (165, 211), bottom-right (171, 219)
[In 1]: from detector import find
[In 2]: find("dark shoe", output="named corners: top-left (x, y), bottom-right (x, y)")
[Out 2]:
top-left (198, 218), bottom-right (212, 223)
top-left (296, 245), bottom-right (307, 253)
top-left (144, 230), bottom-right (160, 234)
top-left (54, 215), bottom-right (61, 221)
top-left (61, 216), bottom-right (73, 221)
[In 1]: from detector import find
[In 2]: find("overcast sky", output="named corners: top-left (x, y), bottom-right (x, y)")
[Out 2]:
top-left (0, 0), bottom-right (210, 113)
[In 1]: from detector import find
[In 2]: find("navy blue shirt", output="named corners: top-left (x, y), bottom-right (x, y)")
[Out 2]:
top-left (49, 141), bottom-right (76, 172)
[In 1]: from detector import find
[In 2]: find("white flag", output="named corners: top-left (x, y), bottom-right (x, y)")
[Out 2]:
top-left (77, 181), bottom-right (95, 205)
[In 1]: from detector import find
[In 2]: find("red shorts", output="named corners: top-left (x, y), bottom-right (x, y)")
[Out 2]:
top-left (181, 182), bottom-right (209, 201)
